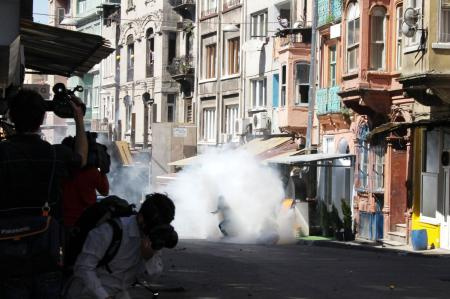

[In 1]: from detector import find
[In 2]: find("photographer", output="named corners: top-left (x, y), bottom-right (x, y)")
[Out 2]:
top-left (65, 193), bottom-right (178, 299)
top-left (0, 88), bottom-right (87, 299)
top-left (62, 132), bottom-right (110, 228)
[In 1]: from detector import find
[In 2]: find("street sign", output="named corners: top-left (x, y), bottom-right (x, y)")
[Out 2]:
top-left (24, 84), bottom-right (50, 99)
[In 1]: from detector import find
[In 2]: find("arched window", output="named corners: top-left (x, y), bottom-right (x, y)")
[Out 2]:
top-left (126, 35), bottom-right (134, 82)
top-left (370, 7), bottom-right (386, 70)
top-left (357, 123), bottom-right (369, 190)
top-left (146, 28), bottom-right (154, 77)
top-left (346, 2), bottom-right (360, 73)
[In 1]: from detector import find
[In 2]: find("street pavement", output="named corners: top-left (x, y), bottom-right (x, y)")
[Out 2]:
top-left (129, 239), bottom-right (450, 299)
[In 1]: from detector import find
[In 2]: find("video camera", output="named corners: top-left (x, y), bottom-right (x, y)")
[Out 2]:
top-left (148, 224), bottom-right (178, 250)
top-left (45, 83), bottom-right (86, 118)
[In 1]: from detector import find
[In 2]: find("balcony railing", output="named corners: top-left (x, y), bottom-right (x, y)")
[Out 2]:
top-left (169, 0), bottom-right (195, 8)
top-left (316, 86), bottom-right (342, 115)
top-left (223, 0), bottom-right (240, 10)
top-left (317, 0), bottom-right (342, 27)
top-left (167, 55), bottom-right (194, 78)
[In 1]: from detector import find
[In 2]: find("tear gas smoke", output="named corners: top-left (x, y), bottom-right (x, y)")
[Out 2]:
top-left (163, 148), bottom-right (296, 244)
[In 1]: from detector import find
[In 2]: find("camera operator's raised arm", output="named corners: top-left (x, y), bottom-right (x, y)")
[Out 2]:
top-left (70, 97), bottom-right (88, 167)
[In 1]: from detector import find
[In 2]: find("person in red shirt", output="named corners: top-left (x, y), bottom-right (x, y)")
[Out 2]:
top-left (62, 167), bottom-right (109, 227)
top-left (62, 133), bottom-right (110, 227)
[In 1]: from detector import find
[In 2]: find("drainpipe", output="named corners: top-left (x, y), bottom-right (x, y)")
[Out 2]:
top-left (305, 0), bottom-right (317, 151)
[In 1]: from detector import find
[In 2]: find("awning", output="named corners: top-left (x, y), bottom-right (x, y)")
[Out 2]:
top-left (367, 119), bottom-right (450, 140)
top-left (239, 137), bottom-right (292, 156)
top-left (168, 136), bottom-right (293, 167)
top-left (168, 155), bottom-right (199, 167)
top-left (20, 19), bottom-right (115, 77)
top-left (266, 153), bottom-right (355, 166)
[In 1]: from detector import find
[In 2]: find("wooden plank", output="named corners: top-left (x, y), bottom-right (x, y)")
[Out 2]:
top-left (114, 141), bottom-right (133, 165)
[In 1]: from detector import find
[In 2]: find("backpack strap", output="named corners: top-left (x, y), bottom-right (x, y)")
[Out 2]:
top-left (97, 219), bottom-right (122, 273)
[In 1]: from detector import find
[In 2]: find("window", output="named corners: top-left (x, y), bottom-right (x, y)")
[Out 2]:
top-left (281, 65), bottom-right (287, 107)
top-left (406, 0), bottom-right (421, 45)
top-left (225, 105), bottom-right (239, 137)
top-left (168, 32), bottom-right (177, 65)
top-left (396, 5), bottom-right (403, 70)
top-left (202, 0), bottom-right (217, 17)
top-left (295, 62), bottom-right (310, 105)
top-left (223, 0), bottom-right (240, 10)
top-left (205, 44), bottom-right (217, 78)
top-left (251, 11), bottom-right (268, 39)
top-left (202, 107), bottom-right (216, 142)
top-left (225, 37), bottom-right (240, 75)
top-left (126, 35), bottom-right (134, 82)
top-left (186, 101), bottom-right (193, 123)
top-left (57, 8), bottom-right (65, 24)
top-left (146, 28), bottom-right (155, 77)
top-left (357, 124), bottom-right (369, 190)
top-left (441, 0), bottom-right (450, 42)
top-left (124, 95), bottom-right (132, 132)
top-left (370, 7), bottom-right (386, 70)
top-left (323, 136), bottom-right (335, 154)
top-left (329, 46), bottom-right (337, 86)
top-left (167, 94), bottom-right (176, 122)
top-left (421, 129), bottom-right (440, 219)
top-left (251, 78), bottom-right (267, 107)
top-left (346, 2), bottom-right (360, 73)
top-left (372, 144), bottom-right (385, 192)
top-left (78, 0), bottom-right (86, 14)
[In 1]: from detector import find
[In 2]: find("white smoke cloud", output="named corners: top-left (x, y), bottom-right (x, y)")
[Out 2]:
top-left (163, 147), bottom-right (290, 244)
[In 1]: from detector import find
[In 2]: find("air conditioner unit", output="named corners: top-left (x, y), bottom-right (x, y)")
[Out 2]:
top-left (253, 112), bottom-right (269, 131)
top-left (235, 118), bottom-right (250, 135)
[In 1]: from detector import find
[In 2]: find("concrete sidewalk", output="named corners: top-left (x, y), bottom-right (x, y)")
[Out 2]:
top-left (297, 236), bottom-right (450, 258)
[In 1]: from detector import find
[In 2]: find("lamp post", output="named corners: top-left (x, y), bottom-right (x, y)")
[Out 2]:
top-left (142, 92), bottom-right (154, 149)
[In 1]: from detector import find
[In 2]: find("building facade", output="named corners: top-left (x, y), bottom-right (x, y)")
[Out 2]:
top-left (398, 0), bottom-right (450, 250)
top-left (336, 0), bottom-right (412, 243)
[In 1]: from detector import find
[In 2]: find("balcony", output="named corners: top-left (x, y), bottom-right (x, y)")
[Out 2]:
top-left (223, 0), bottom-right (240, 10)
top-left (167, 55), bottom-right (195, 94)
top-left (316, 86), bottom-right (341, 115)
top-left (317, 0), bottom-right (342, 27)
top-left (169, 0), bottom-right (195, 19)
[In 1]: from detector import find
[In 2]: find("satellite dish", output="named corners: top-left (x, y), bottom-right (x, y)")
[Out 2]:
top-left (404, 7), bottom-right (419, 27)
top-left (402, 22), bottom-right (416, 38)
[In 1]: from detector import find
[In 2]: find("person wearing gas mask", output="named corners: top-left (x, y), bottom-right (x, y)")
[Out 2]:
top-left (0, 88), bottom-right (87, 299)
top-left (65, 193), bottom-right (178, 299)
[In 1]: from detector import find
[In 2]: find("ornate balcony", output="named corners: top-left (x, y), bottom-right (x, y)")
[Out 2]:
top-left (167, 55), bottom-right (194, 94)
top-left (317, 0), bottom-right (342, 27)
top-left (316, 86), bottom-right (342, 115)
top-left (169, 0), bottom-right (195, 19)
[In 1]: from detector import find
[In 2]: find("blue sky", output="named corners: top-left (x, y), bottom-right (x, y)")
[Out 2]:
top-left (33, 0), bottom-right (48, 24)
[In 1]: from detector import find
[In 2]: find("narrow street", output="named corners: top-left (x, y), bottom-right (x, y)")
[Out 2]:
top-left (130, 240), bottom-right (450, 299)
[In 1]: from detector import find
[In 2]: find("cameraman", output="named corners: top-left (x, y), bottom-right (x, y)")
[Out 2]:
top-left (0, 89), bottom-right (87, 298)
top-left (65, 193), bottom-right (178, 299)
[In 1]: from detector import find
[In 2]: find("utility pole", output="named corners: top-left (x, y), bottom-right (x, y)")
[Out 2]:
top-left (306, 0), bottom-right (317, 150)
